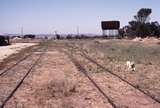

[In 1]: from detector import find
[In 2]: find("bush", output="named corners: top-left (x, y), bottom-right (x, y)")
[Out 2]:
top-left (66, 35), bottom-right (72, 39)
top-left (23, 34), bottom-right (36, 39)
top-left (56, 34), bottom-right (60, 40)
top-left (0, 35), bottom-right (10, 46)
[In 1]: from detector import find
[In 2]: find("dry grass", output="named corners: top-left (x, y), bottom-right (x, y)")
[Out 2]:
top-left (85, 40), bottom-right (160, 65)
top-left (63, 39), bottom-right (160, 102)
top-left (31, 78), bottom-right (76, 108)
top-left (47, 78), bottom-right (76, 98)
top-left (3, 39), bottom-right (160, 107)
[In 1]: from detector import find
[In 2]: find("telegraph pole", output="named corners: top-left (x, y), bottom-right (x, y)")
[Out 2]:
top-left (77, 26), bottom-right (79, 36)
top-left (21, 26), bottom-right (23, 37)
top-left (55, 30), bottom-right (57, 35)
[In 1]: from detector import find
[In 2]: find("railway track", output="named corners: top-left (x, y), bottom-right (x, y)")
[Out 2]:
top-left (0, 41), bottom-right (46, 76)
top-left (64, 42), bottom-right (160, 107)
top-left (65, 52), bottom-right (117, 108)
top-left (0, 40), bottom-right (49, 108)
top-left (50, 42), bottom-right (117, 107)
top-left (1, 40), bottom-right (159, 107)
top-left (81, 53), bottom-right (160, 104)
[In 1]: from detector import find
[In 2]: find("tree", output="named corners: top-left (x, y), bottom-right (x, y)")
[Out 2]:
top-left (134, 8), bottom-right (152, 23)
top-left (149, 21), bottom-right (160, 37)
top-left (127, 8), bottom-right (153, 37)
top-left (56, 34), bottom-right (60, 40)
top-left (0, 36), bottom-right (10, 46)
top-left (23, 34), bottom-right (36, 39)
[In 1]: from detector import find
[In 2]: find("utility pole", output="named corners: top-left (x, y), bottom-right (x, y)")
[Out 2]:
top-left (77, 26), bottom-right (79, 36)
top-left (21, 26), bottom-right (23, 37)
top-left (55, 30), bottom-right (57, 35)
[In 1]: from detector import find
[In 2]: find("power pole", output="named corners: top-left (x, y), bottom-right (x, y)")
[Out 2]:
top-left (77, 26), bottom-right (79, 36)
top-left (55, 30), bottom-right (57, 35)
top-left (21, 26), bottom-right (23, 37)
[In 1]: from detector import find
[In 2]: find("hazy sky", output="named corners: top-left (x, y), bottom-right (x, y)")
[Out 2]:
top-left (0, 0), bottom-right (160, 34)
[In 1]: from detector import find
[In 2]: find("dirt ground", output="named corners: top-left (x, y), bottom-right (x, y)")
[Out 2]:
top-left (0, 38), bottom-right (160, 108)
top-left (75, 54), bottom-right (160, 107)
top-left (4, 47), bottom-right (112, 108)
top-left (0, 43), bottom-right (37, 62)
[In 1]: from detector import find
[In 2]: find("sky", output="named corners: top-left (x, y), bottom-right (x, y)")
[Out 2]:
top-left (0, 0), bottom-right (160, 34)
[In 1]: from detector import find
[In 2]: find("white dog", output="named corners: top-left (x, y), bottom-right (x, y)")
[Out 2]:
top-left (126, 61), bottom-right (135, 71)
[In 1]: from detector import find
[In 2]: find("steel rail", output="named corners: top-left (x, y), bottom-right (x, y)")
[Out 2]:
top-left (0, 41), bottom-right (48, 108)
top-left (0, 41), bottom-right (46, 76)
top-left (64, 51), bottom-right (117, 108)
top-left (65, 43), bottom-right (160, 104)
top-left (81, 52), bottom-right (160, 104)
